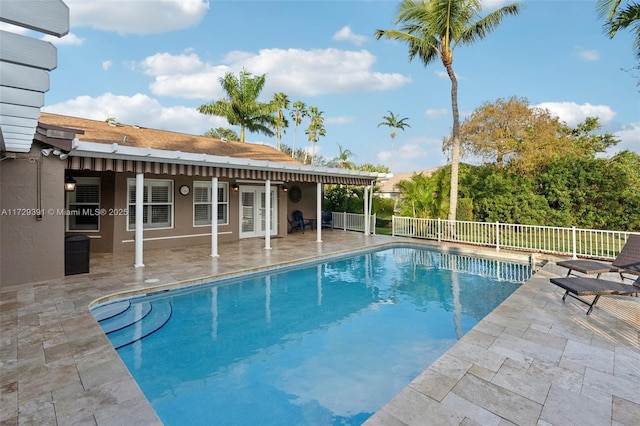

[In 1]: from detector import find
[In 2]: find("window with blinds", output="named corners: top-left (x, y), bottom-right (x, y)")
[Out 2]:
top-left (193, 181), bottom-right (228, 226)
top-left (67, 177), bottom-right (100, 231)
top-left (127, 179), bottom-right (173, 230)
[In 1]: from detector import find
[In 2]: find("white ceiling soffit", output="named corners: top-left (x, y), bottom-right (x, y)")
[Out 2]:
top-left (0, 0), bottom-right (69, 153)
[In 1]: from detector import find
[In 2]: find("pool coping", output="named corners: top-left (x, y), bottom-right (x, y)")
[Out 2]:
top-left (2, 234), bottom-right (638, 425)
top-left (88, 240), bottom-right (537, 309)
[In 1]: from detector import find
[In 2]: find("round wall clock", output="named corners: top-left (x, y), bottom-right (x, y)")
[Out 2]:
top-left (288, 185), bottom-right (302, 203)
top-left (179, 185), bottom-right (190, 196)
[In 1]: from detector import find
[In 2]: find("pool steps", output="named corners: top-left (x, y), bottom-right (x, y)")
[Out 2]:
top-left (93, 300), bottom-right (172, 349)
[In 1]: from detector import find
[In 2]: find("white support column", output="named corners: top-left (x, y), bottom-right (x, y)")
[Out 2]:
top-left (363, 185), bottom-right (370, 235)
top-left (211, 177), bottom-right (219, 257)
top-left (316, 181), bottom-right (322, 242)
top-left (264, 179), bottom-right (271, 250)
top-left (134, 173), bottom-right (144, 268)
top-left (369, 181), bottom-right (374, 235)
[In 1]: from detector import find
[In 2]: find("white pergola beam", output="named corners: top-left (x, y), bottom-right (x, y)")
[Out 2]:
top-left (0, 0), bottom-right (69, 37)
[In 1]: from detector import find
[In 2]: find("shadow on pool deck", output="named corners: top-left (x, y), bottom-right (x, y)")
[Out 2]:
top-left (1, 231), bottom-right (638, 425)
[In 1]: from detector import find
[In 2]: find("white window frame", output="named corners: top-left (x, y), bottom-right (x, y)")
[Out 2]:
top-left (127, 179), bottom-right (174, 231)
top-left (193, 181), bottom-right (229, 227)
top-left (66, 177), bottom-right (101, 232)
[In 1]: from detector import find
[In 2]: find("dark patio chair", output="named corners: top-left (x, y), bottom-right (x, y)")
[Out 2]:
top-left (556, 234), bottom-right (640, 279)
top-left (288, 210), bottom-right (313, 234)
top-left (321, 211), bottom-right (333, 230)
top-left (549, 275), bottom-right (640, 315)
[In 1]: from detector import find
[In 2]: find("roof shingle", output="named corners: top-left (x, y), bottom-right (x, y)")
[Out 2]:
top-left (38, 113), bottom-right (302, 164)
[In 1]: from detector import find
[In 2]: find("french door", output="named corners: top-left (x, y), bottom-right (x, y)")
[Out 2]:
top-left (239, 186), bottom-right (277, 238)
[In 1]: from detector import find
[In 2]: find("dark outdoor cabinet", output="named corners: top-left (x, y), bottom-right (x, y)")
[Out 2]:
top-left (65, 235), bottom-right (90, 275)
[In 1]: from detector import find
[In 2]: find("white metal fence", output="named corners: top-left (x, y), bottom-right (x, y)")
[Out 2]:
top-left (330, 212), bottom-right (376, 234)
top-left (391, 216), bottom-right (634, 260)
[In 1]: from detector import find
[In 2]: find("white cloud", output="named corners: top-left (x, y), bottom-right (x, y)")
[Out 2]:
top-left (377, 136), bottom-right (445, 173)
top-left (66, 0), bottom-right (209, 35)
top-left (141, 49), bottom-right (411, 100)
top-left (43, 93), bottom-right (227, 135)
top-left (574, 47), bottom-right (600, 61)
top-left (42, 32), bottom-right (84, 46)
top-left (610, 122), bottom-right (640, 154)
top-left (481, 0), bottom-right (514, 11)
top-left (332, 26), bottom-right (367, 46)
top-left (326, 116), bottom-right (355, 125)
top-left (102, 60), bottom-right (113, 71)
top-left (425, 108), bottom-right (448, 119)
top-left (139, 52), bottom-right (231, 99)
top-left (534, 101), bottom-right (617, 127)
top-left (435, 70), bottom-right (448, 79)
top-left (140, 52), bottom-right (208, 76)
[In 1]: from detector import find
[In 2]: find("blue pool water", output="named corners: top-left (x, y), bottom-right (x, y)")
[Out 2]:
top-left (93, 246), bottom-right (532, 425)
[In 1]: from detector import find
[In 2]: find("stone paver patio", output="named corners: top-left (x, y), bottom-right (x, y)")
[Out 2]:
top-left (1, 231), bottom-right (638, 425)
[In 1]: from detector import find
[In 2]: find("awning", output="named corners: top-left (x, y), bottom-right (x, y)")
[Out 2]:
top-left (67, 155), bottom-right (375, 185)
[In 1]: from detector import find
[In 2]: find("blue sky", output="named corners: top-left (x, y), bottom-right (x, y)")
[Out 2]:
top-left (7, 0), bottom-right (639, 173)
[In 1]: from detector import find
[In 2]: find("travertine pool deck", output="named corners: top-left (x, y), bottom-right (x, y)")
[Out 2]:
top-left (1, 232), bottom-right (638, 425)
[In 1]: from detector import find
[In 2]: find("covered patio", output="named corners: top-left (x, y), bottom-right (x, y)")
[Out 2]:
top-left (1, 231), bottom-right (638, 425)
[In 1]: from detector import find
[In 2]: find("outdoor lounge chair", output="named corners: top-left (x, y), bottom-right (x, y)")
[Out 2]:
top-left (288, 210), bottom-right (313, 234)
top-left (549, 275), bottom-right (640, 315)
top-left (556, 234), bottom-right (640, 279)
top-left (321, 211), bottom-right (333, 230)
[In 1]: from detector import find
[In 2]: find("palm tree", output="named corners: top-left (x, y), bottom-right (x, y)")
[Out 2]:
top-left (289, 101), bottom-right (308, 158)
top-left (396, 172), bottom-right (448, 218)
top-left (597, 0), bottom-right (640, 59)
top-left (197, 69), bottom-right (275, 143)
top-left (304, 106), bottom-right (326, 165)
top-left (271, 92), bottom-right (290, 150)
top-left (332, 143), bottom-right (356, 169)
top-left (377, 111), bottom-right (411, 172)
top-left (375, 0), bottom-right (522, 221)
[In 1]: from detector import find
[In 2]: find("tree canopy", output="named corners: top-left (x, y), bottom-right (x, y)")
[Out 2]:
top-left (446, 97), bottom-right (619, 173)
top-left (203, 127), bottom-right (239, 141)
top-left (394, 108), bottom-right (638, 231)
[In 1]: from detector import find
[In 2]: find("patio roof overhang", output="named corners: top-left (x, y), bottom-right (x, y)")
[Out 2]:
top-left (66, 140), bottom-right (384, 186)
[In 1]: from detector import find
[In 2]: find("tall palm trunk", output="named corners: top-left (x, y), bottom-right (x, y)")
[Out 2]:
top-left (390, 133), bottom-right (395, 172)
top-left (445, 61), bottom-right (460, 223)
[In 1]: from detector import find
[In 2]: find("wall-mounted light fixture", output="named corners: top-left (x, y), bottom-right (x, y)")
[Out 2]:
top-left (231, 183), bottom-right (239, 192)
top-left (41, 147), bottom-right (69, 160)
top-left (281, 185), bottom-right (288, 192)
top-left (64, 175), bottom-right (76, 192)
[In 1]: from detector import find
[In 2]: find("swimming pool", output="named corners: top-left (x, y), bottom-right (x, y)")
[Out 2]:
top-left (92, 246), bottom-right (532, 425)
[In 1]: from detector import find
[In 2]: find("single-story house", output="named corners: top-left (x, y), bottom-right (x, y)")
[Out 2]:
top-left (0, 113), bottom-right (381, 286)
top-left (376, 167), bottom-right (442, 210)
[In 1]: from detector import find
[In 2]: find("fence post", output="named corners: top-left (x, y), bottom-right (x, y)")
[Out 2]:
top-left (343, 211), bottom-right (347, 231)
top-left (437, 218), bottom-right (441, 243)
top-left (572, 226), bottom-right (577, 259)
top-left (496, 221), bottom-right (500, 252)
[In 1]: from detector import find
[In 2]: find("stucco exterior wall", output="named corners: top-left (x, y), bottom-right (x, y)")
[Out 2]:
top-left (103, 173), bottom-right (293, 252)
top-left (0, 145), bottom-right (66, 285)
top-left (286, 182), bottom-right (318, 222)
